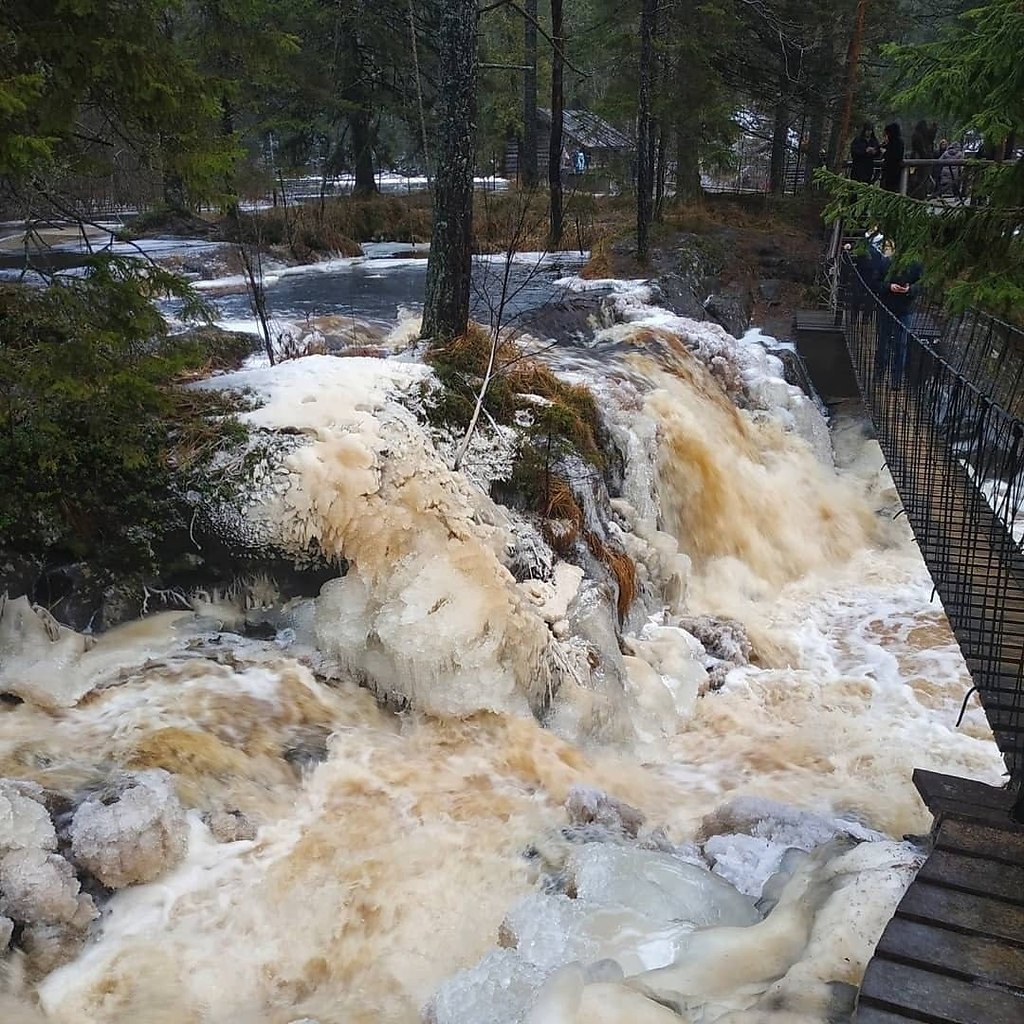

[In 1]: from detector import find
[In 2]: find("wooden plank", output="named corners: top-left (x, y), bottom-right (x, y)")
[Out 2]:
top-left (854, 1007), bottom-right (915, 1024)
top-left (935, 819), bottom-right (1024, 865)
top-left (930, 804), bottom-right (1024, 837)
top-left (898, 881), bottom-right (1024, 947)
top-left (876, 917), bottom-right (1024, 990)
top-left (913, 770), bottom-right (1016, 814)
top-left (917, 849), bottom-right (1024, 906)
top-left (859, 958), bottom-right (1024, 1024)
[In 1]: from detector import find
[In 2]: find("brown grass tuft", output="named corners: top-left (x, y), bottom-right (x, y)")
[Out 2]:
top-left (543, 476), bottom-right (584, 556)
top-left (580, 236), bottom-right (614, 279)
top-left (585, 529), bottom-right (639, 620)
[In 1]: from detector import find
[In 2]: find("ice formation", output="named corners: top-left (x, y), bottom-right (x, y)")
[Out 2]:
top-left (0, 781), bottom-right (97, 970)
top-left (70, 770), bottom-right (188, 888)
top-left (0, 269), bottom-right (1007, 1022)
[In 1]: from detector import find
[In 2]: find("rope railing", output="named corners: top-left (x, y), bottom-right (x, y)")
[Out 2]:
top-left (839, 251), bottom-right (1024, 813)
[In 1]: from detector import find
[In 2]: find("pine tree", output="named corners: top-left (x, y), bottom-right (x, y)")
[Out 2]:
top-left (1, 0), bottom-right (231, 211)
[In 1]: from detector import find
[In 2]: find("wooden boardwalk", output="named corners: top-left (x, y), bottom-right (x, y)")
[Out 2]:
top-left (854, 771), bottom-right (1024, 1023)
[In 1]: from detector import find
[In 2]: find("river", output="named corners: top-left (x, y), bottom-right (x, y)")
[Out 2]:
top-left (0, 257), bottom-right (1004, 1024)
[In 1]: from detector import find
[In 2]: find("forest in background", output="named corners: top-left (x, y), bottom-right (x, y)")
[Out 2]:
top-left (0, 1), bottom-right (995, 218)
top-left (0, 0), bottom-right (1021, 591)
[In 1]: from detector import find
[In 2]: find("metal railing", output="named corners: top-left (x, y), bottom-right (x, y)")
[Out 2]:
top-left (839, 251), bottom-right (1024, 813)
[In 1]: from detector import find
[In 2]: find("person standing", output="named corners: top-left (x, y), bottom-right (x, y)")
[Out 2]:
top-left (876, 249), bottom-right (923, 386)
top-left (909, 120), bottom-right (934, 198)
top-left (850, 123), bottom-right (881, 183)
top-left (880, 122), bottom-right (905, 192)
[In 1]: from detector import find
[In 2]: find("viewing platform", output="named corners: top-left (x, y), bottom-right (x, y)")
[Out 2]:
top-left (796, 247), bottom-right (1024, 1022)
top-left (854, 772), bottom-right (1024, 1024)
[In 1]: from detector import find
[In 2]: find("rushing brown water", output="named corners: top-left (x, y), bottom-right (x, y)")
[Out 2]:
top-left (0, 285), bottom-right (1004, 1024)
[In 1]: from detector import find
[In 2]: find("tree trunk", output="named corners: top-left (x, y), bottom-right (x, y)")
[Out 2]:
top-left (162, 168), bottom-right (187, 213)
top-left (521, 0), bottom-right (539, 189)
top-left (345, 29), bottom-right (377, 195)
top-left (636, 0), bottom-right (656, 260)
top-left (408, 0), bottom-right (430, 176)
top-left (350, 109), bottom-right (377, 194)
top-left (835, 0), bottom-right (871, 171)
top-left (654, 123), bottom-right (668, 220)
top-left (422, 0), bottom-right (477, 343)
top-left (805, 100), bottom-right (827, 190)
top-left (769, 93), bottom-right (789, 195)
top-left (674, 120), bottom-right (701, 202)
top-left (548, 0), bottom-right (565, 247)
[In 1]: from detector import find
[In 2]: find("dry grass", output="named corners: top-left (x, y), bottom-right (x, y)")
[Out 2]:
top-left (540, 476), bottom-right (638, 620)
top-left (585, 529), bottom-right (639, 620)
top-left (428, 325), bottom-right (604, 468)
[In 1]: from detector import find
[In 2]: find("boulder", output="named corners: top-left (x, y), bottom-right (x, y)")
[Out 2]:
top-left (705, 289), bottom-right (753, 339)
top-left (0, 780), bottom-right (57, 853)
top-left (18, 920), bottom-right (91, 976)
top-left (653, 273), bottom-right (706, 322)
top-left (70, 770), bottom-right (188, 888)
top-left (0, 848), bottom-right (94, 926)
top-left (757, 279), bottom-right (785, 305)
top-left (565, 786), bottom-right (645, 838)
top-left (204, 809), bottom-right (257, 844)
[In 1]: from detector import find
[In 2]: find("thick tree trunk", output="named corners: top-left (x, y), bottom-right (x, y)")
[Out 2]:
top-left (674, 121), bottom-right (701, 202)
top-left (636, 0), bottom-right (656, 260)
top-left (769, 93), bottom-right (789, 195)
top-left (548, 0), bottom-right (565, 246)
top-left (422, 0), bottom-right (477, 343)
top-left (350, 109), bottom-right (377, 194)
top-left (521, 0), bottom-right (539, 189)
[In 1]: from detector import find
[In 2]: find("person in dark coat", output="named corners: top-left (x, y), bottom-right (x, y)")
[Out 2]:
top-left (880, 122), bottom-right (905, 192)
top-left (850, 123), bottom-right (881, 183)
top-left (875, 248), bottom-right (923, 385)
top-left (909, 120), bottom-right (935, 198)
top-left (844, 235), bottom-right (887, 324)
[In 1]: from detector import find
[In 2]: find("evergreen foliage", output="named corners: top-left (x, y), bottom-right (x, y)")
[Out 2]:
top-left (819, 0), bottom-right (1024, 315)
top-left (0, 261), bottom-right (249, 569)
top-left (0, 0), bottom-right (233, 209)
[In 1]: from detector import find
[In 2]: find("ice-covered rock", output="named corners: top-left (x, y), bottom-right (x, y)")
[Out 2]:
top-left (0, 780), bottom-right (57, 854)
top-left (198, 356), bottom-right (596, 723)
top-left (426, 948), bottom-right (546, 1024)
top-left (0, 595), bottom-right (95, 708)
top-left (70, 770), bottom-right (188, 888)
top-left (564, 786), bottom-right (644, 838)
top-left (675, 615), bottom-right (752, 667)
top-left (500, 892), bottom-right (693, 976)
top-left (204, 809), bottom-right (257, 844)
top-left (0, 848), bottom-right (94, 926)
top-left (623, 623), bottom-right (710, 716)
top-left (521, 564), bottom-right (586, 627)
top-left (626, 839), bottom-right (853, 1011)
top-left (18, 919), bottom-right (92, 975)
top-left (697, 797), bottom-right (884, 899)
top-left (565, 845), bottom-right (759, 928)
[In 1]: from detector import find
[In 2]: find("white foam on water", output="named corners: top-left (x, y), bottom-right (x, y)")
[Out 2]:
top-left (0, 276), bottom-right (1006, 1023)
